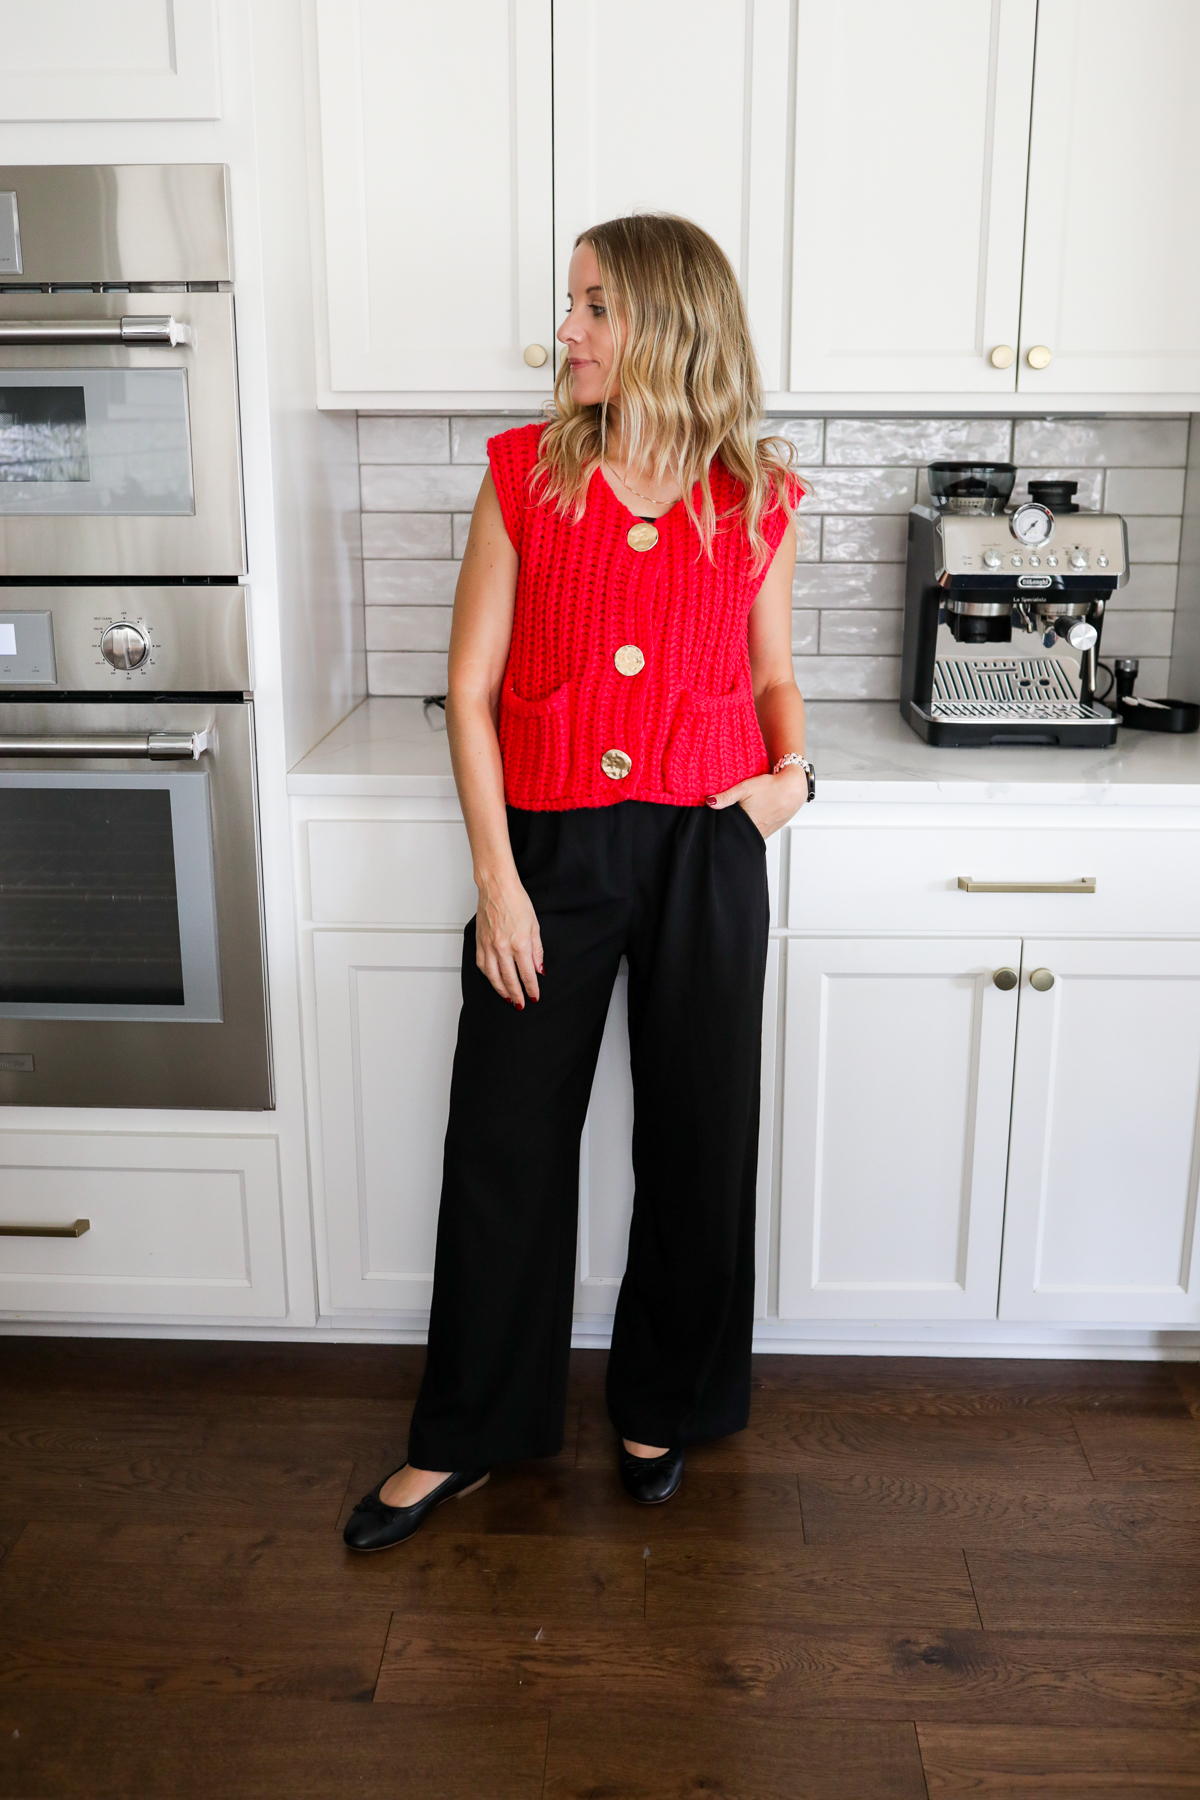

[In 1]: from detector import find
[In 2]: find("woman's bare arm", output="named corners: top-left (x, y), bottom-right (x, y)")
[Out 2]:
top-left (707, 518), bottom-right (809, 835)
top-left (446, 471), bottom-right (542, 1007)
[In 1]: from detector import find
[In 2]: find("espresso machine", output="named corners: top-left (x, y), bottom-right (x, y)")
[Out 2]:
top-left (899, 463), bottom-right (1127, 746)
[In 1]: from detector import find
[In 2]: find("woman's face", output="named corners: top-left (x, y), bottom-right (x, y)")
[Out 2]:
top-left (557, 240), bottom-right (619, 408)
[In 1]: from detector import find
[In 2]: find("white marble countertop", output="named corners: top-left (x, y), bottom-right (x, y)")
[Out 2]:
top-left (287, 697), bottom-right (1200, 804)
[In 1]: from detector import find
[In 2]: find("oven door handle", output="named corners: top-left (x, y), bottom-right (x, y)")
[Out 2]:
top-left (0, 728), bottom-right (213, 760)
top-left (0, 315), bottom-right (196, 348)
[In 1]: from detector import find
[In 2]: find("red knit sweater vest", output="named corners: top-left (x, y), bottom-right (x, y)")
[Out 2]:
top-left (489, 422), bottom-right (797, 813)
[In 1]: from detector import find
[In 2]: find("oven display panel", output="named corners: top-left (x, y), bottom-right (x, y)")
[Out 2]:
top-left (0, 369), bottom-right (195, 515)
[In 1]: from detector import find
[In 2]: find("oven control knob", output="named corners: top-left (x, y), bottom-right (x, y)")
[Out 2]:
top-left (1069, 549), bottom-right (1088, 569)
top-left (983, 549), bottom-right (1002, 568)
top-left (100, 622), bottom-right (150, 670)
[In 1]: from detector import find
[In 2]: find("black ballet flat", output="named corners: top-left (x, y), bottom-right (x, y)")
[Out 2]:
top-left (618, 1443), bottom-right (683, 1505)
top-left (342, 1466), bottom-right (490, 1551)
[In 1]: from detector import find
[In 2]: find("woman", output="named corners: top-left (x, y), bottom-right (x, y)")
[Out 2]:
top-left (344, 214), bottom-right (813, 1551)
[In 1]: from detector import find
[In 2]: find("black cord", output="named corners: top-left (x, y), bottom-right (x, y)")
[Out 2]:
top-left (1094, 660), bottom-right (1116, 704)
top-left (422, 694), bottom-right (447, 711)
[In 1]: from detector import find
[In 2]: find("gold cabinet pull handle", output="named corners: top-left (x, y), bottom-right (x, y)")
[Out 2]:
top-left (1029, 968), bottom-right (1056, 991)
top-left (958, 877), bottom-right (1096, 894)
top-left (993, 968), bottom-right (1019, 990)
top-left (0, 1219), bottom-right (90, 1238)
top-left (989, 344), bottom-right (1015, 369)
top-left (523, 343), bottom-right (548, 367)
top-left (1026, 344), bottom-right (1052, 369)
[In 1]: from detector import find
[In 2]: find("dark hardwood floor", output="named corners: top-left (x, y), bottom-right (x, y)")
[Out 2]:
top-left (0, 1339), bottom-right (1198, 1799)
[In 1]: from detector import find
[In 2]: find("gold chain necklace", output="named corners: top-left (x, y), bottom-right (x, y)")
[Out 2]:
top-left (603, 458), bottom-right (677, 512)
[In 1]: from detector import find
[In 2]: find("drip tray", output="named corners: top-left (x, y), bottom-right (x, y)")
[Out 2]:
top-left (931, 655), bottom-right (1108, 722)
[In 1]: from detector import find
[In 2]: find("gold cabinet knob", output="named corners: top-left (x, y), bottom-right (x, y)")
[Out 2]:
top-left (992, 967), bottom-right (1018, 991)
top-left (523, 343), bottom-right (548, 368)
top-left (1029, 967), bottom-right (1055, 991)
top-left (1026, 344), bottom-right (1052, 370)
top-left (989, 345), bottom-right (1015, 369)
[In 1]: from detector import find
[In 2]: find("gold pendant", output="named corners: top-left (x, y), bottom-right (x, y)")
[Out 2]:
top-left (626, 521), bottom-right (659, 553)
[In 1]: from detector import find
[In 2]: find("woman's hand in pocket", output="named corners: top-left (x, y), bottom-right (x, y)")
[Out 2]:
top-left (475, 872), bottom-right (544, 1008)
top-left (706, 765), bottom-right (809, 838)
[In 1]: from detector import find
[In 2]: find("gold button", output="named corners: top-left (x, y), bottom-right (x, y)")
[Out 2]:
top-left (600, 748), bottom-right (632, 780)
top-left (614, 644), bottom-right (645, 677)
top-left (626, 521), bottom-right (659, 553)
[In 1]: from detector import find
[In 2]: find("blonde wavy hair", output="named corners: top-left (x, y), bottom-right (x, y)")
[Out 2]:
top-left (532, 213), bottom-right (801, 568)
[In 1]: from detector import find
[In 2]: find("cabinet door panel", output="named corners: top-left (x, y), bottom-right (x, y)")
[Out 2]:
top-left (0, 1131), bottom-right (285, 1321)
top-left (1020, 0), bottom-right (1200, 393)
top-left (789, 0), bottom-right (1034, 394)
top-left (779, 937), bottom-right (1021, 1319)
top-left (315, 931), bottom-right (462, 1312)
top-left (552, 0), bottom-right (792, 386)
top-left (1000, 939), bottom-right (1200, 1323)
top-left (315, 0), bottom-right (553, 393)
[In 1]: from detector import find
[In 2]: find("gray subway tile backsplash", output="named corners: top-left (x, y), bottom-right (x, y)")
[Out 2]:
top-left (822, 417), bottom-right (1011, 467)
top-left (365, 606), bottom-right (454, 652)
top-left (358, 414), bottom-right (449, 464)
top-left (1107, 564), bottom-right (1179, 612)
top-left (451, 414), bottom-right (541, 463)
top-left (820, 514), bottom-right (907, 562)
top-left (793, 562), bottom-right (905, 608)
top-left (1123, 515), bottom-right (1183, 562)
top-left (795, 466), bottom-right (916, 514)
top-left (1104, 466), bottom-right (1187, 515)
top-left (819, 610), bottom-right (906, 656)
top-left (1013, 416), bottom-right (1188, 468)
top-left (361, 463), bottom-right (486, 512)
top-left (357, 413), bottom-right (1190, 701)
top-left (361, 511), bottom-right (453, 560)
top-left (1098, 612), bottom-right (1176, 659)
top-left (363, 559), bottom-right (460, 605)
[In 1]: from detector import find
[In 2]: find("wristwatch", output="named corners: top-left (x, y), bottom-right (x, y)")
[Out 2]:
top-left (773, 752), bottom-right (816, 803)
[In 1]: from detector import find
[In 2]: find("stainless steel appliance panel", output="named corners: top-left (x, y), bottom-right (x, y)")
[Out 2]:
top-left (0, 699), bottom-right (271, 1109)
top-left (0, 291), bottom-right (244, 576)
top-left (0, 164), bottom-right (231, 284)
top-left (0, 585), bottom-right (250, 692)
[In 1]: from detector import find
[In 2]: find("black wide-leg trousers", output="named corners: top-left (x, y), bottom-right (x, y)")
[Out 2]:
top-left (406, 799), bottom-right (769, 1471)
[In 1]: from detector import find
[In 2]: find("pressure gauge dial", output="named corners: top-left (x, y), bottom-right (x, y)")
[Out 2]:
top-left (1010, 501), bottom-right (1055, 547)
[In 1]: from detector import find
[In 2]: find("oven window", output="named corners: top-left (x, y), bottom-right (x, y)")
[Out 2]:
top-left (0, 370), bottom-right (194, 515)
top-left (0, 787), bottom-right (185, 1005)
top-left (0, 386), bottom-right (89, 482)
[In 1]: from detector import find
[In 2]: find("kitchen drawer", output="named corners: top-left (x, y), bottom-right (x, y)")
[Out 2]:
top-left (0, 1132), bottom-right (287, 1320)
top-left (307, 819), bottom-right (475, 925)
top-left (788, 822), bottom-right (1200, 935)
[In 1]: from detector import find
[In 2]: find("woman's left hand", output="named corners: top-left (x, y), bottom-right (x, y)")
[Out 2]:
top-left (706, 765), bottom-right (809, 839)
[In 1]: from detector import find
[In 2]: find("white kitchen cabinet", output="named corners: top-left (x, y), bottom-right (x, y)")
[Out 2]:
top-left (0, 0), bottom-right (221, 120)
top-left (778, 936), bottom-right (1021, 1321)
top-left (314, 927), bottom-right (647, 1318)
top-left (0, 1131), bottom-right (286, 1321)
top-left (551, 0), bottom-right (793, 388)
top-left (314, 929), bottom-right (461, 1312)
top-left (1019, 0), bottom-right (1200, 394)
top-left (313, 0), bottom-right (554, 398)
top-left (1000, 939), bottom-right (1200, 1325)
top-left (787, 0), bottom-right (1035, 396)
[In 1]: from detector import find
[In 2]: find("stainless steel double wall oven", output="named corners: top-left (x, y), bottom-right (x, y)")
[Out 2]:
top-left (0, 165), bottom-right (271, 1109)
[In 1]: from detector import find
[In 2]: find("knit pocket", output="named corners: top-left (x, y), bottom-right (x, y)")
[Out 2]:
top-left (499, 677), bottom-right (572, 801)
top-left (663, 687), bottom-right (760, 797)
